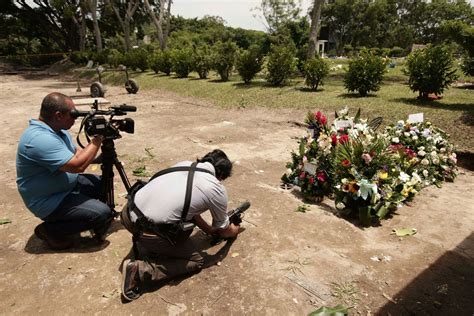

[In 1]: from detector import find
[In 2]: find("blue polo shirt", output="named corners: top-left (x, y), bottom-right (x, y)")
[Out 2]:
top-left (16, 119), bottom-right (79, 219)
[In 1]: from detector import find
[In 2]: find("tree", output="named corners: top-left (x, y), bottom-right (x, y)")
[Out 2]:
top-left (404, 45), bottom-right (458, 99)
top-left (254, 0), bottom-right (302, 33)
top-left (143, 0), bottom-right (172, 50)
top-left (440, 20), bottom-right (474, 76)
top-left (87, 0), bottom-right (103, 51)
top-left (104, 0), bottom-right (141, 51)
top-left (307, 0), bottom-right (324, 58)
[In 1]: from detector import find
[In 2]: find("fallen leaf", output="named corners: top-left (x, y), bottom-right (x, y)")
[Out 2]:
top-left (391, 228), bottom-right (417, 237)
top-left (231, 253), bottom-right (240, 258)
top-left (102, 288), bottom-right (119, 298)
top-left (0, 219), bottom-right (12, 225)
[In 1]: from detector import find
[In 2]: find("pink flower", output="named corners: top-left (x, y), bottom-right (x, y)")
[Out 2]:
top-left (299, 171), bottom-right (306, 180)
top-left (331, 134), bottom-right (338, 146)
top-left (339, 134), bottom-right (349, 144)
top-left (404, 148), bottom-right (416, 158)
top-left (309, 177), bottom-right (315, 184)
top-left (362, 153), bottom-right (372, 165)
top-left (320, 115), bottom-right (327, 125)
top-left (316, 172), bottom-right (326, 182)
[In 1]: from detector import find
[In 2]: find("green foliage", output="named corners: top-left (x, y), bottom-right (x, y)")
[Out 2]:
top-left (193, 45), bottom-right (213, 79)
top-left (148, 50), bottom-right (173, 75)
top-left (70, 51), bottom-right (91, 65)
top-left (303, 57), bottom-right (330, 90)
top-left (403, 45), bottom-right (458, 99)
top-left (123, 48), bottom-right (149, 72)
top-left (344, 50), bottom-right (388, 96)
top-left (148, 51), bottom-right (162, 74)
top-left (266, 45), bottom-right (297, 86)
top-left (236, 45), bottom-right (264, 83)
top-left (308, 305), bottom-right (348, 316)
top-left (440, 20), bottom-right (474, 76)
top-left (212, 41), bottom-right (238, 81)
top-left (389, 46), bottom-right (405, 57)
top-left (107, 49), bottom-right (124, 68)
top-left (171, 47), bottom-right (194, 78)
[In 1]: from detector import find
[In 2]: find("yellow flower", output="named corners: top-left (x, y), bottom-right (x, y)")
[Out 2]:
top-left (378, 171), bottom-right (388, 180)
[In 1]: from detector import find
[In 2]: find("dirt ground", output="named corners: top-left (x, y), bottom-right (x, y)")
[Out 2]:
top-left (0, 74), bottom-right (473, 315)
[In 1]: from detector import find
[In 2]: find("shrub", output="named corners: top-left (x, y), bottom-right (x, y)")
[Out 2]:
top-left (148, 50), bottom-right (161, 74)
top-left (123, 48), bottom-right (149, 71)
top-left (171, 47), bottom-right (194, 78)
top-left (266, 45), bottom-right (296, 86)
top-left (158, 50), bottom-right (173, 76)
top-left (107, 49), bottom-right (124, 68)
top-left (193, 45), bottom-right (213, 79)
top-left (343, 44), bottom-right (353, 57)
top-left (403, 44), bottom-right (458, 99)
top-left (92, 49), bottom-right (110, 65)
top-left (70, 51), bottom-right (91, 65)
top-left (343, 50), bottom-right (388, 96)
top-left (236, 45), bottom-right (264, 83)
top-left (303, 57), bottom-right (330, 90)
top-left (212, 41), bottom-right (238, 81)
top-left (390, 46), bottom-right (405, 57)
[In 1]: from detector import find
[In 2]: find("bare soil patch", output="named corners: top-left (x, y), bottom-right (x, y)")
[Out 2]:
top-left (0, 75), bottom-right (473, 315)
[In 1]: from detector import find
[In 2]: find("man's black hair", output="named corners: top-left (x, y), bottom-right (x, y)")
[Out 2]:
top-left (197, 149), bottom-right (232, 180)
top-left (40, 92), bottom-right (72, 120)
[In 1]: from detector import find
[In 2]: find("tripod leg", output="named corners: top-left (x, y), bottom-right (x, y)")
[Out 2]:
top-left (114, 158), bottom-right (131, 193)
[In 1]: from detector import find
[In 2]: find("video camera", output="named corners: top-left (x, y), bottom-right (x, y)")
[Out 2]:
top-left (72, 101), bottom-right (136, 141)
top-left (210, 201), bottom-right (251, 245)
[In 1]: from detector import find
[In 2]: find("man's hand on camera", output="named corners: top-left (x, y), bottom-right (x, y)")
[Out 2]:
top-left (91, 134), bottom-right (104, 146)
top-left (218, 223), bottom-right (240, 239)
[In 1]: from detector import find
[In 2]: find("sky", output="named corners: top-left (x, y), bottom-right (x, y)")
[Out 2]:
top-left (171, 0), bottom-right (313, 31)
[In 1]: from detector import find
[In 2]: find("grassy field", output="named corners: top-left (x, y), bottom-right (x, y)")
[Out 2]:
top-left (80, 63), bottom-right (474, 152)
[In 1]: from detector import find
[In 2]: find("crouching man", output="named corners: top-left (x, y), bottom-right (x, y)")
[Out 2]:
top-left (120, 149), bottom-right (241, 301)
top-left (16, 93), bottom-right (113, 250)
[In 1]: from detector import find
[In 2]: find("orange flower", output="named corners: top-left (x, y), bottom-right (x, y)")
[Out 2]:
top-left (341, 159), bottom-right (351, 167)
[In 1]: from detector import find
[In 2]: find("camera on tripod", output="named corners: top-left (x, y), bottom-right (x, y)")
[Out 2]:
top-left (72, 101), bottom-right (136, 140)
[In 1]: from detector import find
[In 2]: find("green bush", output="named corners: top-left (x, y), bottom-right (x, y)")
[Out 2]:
top-left (70, 51), bottom-right (91, 65)
top-left (193, 45), bottom-right (213, 79)
top-left (123, 48), bottom-right (149, 72)
top-left (212, 41), bottom-right (238, 81)
top-left (148, 50), bottom-right (161, 74)
top-left (107, 49), bottom-right (124, 68)
top-left (303, 57), bottom-right (330, 90)
top-left (403, 45), bottom-right (458, 99)
top-left (266, 45), bottom-right (297, 86)
top-left (92, 49), bottom-right (110, 65)
top-left (171, 47), bottom-right (194, 78)
top-left (343, 44), bottom-right (353, 57)
top-left (344, 50), bottom-right (388, 96)
top-left (462, 54), bottom-right (474, 76)
top-left (390, 46), bottom-right (405, 57)
top-left (236, 45), bottom-right (264, 83)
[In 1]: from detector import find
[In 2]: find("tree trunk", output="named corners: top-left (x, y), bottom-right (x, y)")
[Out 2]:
top-left (307, 0), bottom-right (324, 59)
top-left (106, 0), bottom-right (140, 51)
top-left (163, 0), bottom-right (172, 49)
top-left (89, 0), bottom-right (103, 52)
top-left (144, 0), bottom-right (165, 50)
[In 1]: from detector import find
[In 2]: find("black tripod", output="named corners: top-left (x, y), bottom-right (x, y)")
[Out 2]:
top-left (99, 138), bottom-right (131, 216)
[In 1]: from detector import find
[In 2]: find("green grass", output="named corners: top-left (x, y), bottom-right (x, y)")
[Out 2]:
top-left (86, 67), bottom-right (474, 152)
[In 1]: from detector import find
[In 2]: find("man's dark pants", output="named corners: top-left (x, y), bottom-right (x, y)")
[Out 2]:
top-left (42, 174), bottom-right (113, 236)
top-left (135, 231), bottom-right (204, 284)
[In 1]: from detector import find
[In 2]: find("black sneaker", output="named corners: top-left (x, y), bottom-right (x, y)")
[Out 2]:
top-left (91, 218), bottom-right (113, 243)
top-left (34, 223), bottom-right (74, 250)
top-left (121, 259), bottom-right (141, 301)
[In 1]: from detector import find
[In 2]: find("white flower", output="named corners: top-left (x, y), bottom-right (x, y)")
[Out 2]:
top-left (411, 172), bottom-right (421, 183)
top-left (395, 130), bottom-right (402, 136)
top-left (336, 202), bottom-right (346, 209)
top-left (399, 172), bottom-right (410, 182)
top-left (357, 179), bottom-right (378, 200)
top-left (431, 151), bottom-right (437, 157)
top-left (392, 137), bottom-right (400, 143)
top-left (440, 147), bottom-right (446, 153)
top-left (404, 132), bottom-right (410, 137)
top-left (303, 156), bottom-right (308, 163)
top-left (422, 129), bottom-right (431, 138)
top-left (397, 120), bottom-right (405, 127)
top-left (338, 107), bottom-right (349, 116)
top-left (417, 150), bottom-right (426, 157)
top-left (421, 159), bottom-right (430, 166)
top-left (419, 146), bottom-right (425, 151)
top-left (422, 170), bottom-right (429, 177)
top-left (432, 158), bottom-right (439, 165)
top-left (412, 135), bottom-right (418, 141)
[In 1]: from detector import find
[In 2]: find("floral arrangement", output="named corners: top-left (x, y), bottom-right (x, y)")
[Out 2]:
top-left (282, 108), bottom-right (458, 226)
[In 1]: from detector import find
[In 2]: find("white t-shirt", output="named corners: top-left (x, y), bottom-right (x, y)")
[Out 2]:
top-left (133, 161), bottom-right (230, 229)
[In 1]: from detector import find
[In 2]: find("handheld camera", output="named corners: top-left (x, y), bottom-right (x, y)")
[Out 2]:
top-left (72, 101), bottom-right (136, 143)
